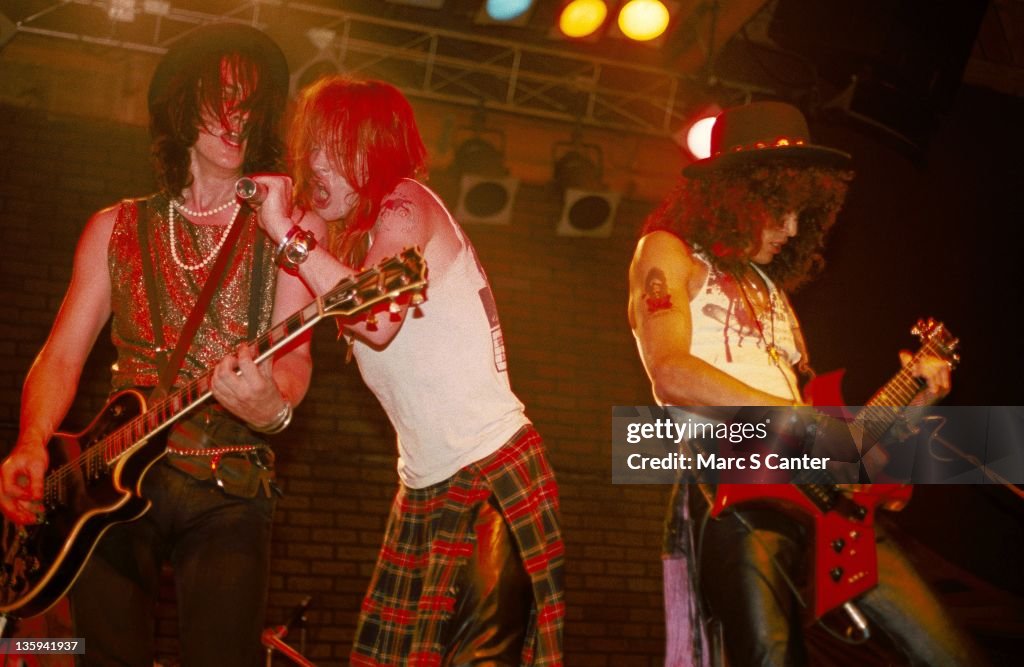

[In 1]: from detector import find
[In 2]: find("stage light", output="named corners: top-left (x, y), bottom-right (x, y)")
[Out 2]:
top-left (558, 0), bottom-right (609, 39)
top-left (557, 188), bottom-right (621, 237)
top-left (552, 140), bottom-right (620, 238)
top-left (674, 104), bottom-right (721, 162)
top-left (485, 0), bottom-right (535, 22)
top-left (685, 115), bottom-right (716, 159)
top-left (452, 134), bottom-right (520, 225)
top-left (618, 0), bottom-right (670, 42)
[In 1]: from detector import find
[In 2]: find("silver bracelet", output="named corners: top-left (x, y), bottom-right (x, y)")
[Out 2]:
top-left (275, 225), bottom-right (317, 274)
top-left (248, 400), bottom-right (293, 434)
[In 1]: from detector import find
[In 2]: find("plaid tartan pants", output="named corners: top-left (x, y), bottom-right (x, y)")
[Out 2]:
top-left (351, 426), bottom-right (564, 667)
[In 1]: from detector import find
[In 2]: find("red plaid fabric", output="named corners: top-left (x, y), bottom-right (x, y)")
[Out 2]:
top-left (351, 426), bottom-right (564, 666)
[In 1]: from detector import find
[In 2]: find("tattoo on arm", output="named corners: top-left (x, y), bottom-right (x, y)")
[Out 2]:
top-left (643, 267), bottom-right (673, 314)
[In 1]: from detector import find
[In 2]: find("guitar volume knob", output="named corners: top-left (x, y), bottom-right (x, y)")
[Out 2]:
top-left (831, 538), bottom-right (845, 553)
top-left (830, 567), bottom-right (843, 582)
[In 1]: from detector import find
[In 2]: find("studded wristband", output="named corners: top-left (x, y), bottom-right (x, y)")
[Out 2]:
top-left (275, 226), bottom-right (317, 274)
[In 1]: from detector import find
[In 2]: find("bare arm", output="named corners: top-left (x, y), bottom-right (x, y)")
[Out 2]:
top-left (628, 231), bottom-right (796, 408)
top-left (247, 175), bottom-right (437, 350)
top-left (210, 257), bottom-right (317, 427)
top-left (0, 206), bottom-right (117, 523)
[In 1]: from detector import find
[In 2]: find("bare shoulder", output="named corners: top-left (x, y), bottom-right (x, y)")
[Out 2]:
top-left (631, 231), bottom-right (697, 279)
top-left (377, 179), bottom-right (453, 249)
top-left (88, 202), bottom-right (124, 229)
top-left (77, 202), bottom-right (125, 251)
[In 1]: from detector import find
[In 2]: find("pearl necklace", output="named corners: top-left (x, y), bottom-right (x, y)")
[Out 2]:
top-left (171, 197), bottom-right (237, 218)
top-left (167, 199), bottom-right (242, 271)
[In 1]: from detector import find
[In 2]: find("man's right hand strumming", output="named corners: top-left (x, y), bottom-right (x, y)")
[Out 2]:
top-left (0, 442), bottom-right (49, 525)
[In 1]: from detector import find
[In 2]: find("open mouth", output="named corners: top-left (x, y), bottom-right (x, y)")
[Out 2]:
top-left (311, 179), bottom-right (331, 208)
top-left (222, 131), bottom-right (244, 148)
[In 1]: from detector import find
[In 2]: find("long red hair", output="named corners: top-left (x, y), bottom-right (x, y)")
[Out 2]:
top-left (289, 76), bottom-right (427, 266)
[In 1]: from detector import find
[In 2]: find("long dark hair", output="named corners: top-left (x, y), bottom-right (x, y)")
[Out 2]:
top-left (643, 162), bottom-right (854, 291)
top-left (150, 52), bottom-right (286, 196)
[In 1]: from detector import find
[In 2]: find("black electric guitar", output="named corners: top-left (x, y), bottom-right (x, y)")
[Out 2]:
top-left (0, 248), bottom-right (427, 619)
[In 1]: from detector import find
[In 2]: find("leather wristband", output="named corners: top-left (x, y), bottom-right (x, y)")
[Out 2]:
top-left (275, 226), bottom-right (317, 274)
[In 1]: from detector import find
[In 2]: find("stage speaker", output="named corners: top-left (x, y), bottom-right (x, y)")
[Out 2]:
top-left (555, 188), bottom-right (621, 238)
top-left (454, 173), bottom-right (520, 225)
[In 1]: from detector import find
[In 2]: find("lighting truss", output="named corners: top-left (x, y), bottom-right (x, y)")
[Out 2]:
top-left (9, 0), bottom-right (771, 137)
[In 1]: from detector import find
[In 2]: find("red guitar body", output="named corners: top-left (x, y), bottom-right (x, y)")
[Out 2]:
top-left (710, 367), bottom-right (917, 621)
top-left (711, 480), bottom-right (912, 621)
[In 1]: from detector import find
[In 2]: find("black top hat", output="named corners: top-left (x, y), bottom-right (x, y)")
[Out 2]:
top-left (683, 101), bottom-right (851, 175)
top-left (148, 22), bottom-right (289, 113)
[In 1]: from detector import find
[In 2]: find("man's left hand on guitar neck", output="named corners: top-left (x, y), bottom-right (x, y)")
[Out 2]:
top-left (900, 350), bottom-right (952, 405)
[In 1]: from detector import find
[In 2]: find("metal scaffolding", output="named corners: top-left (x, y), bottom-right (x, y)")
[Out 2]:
top-left (6, 0), bottom-right (769, 137)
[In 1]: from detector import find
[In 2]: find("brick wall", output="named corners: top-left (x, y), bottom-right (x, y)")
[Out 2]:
top-left (0, 104), bottom-right (670, 665)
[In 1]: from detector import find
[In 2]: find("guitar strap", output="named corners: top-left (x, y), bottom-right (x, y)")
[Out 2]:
top-left (137, 196), bottom-right (252, 399)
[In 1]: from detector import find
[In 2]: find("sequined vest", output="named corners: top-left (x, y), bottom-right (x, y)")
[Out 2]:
top-left (107, 193), bottom-right (277, 391)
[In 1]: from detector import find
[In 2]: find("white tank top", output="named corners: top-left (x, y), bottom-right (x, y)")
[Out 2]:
top-left (353, 181), bottom-right (528, 488)
top-left (688, 251), bottom-right (802, 401)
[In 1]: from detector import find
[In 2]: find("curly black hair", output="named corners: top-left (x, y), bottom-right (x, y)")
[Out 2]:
top-left (642, 162), bottom-right (854, 291)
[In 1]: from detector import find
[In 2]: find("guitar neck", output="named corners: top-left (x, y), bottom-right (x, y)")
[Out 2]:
top-left (67, 296), bottom-right (329, 484)
top-left (146, 297), bottom-right (328, 442)
top-left (851, 339), bottom-right (941, 445)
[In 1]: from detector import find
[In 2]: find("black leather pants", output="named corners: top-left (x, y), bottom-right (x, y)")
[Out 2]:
top-left (442, 496), bottom-right (534, 667)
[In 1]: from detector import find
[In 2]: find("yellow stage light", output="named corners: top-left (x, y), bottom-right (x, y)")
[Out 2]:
top-left (559, 0), bottom-right (609, 39)
top-left (618, 0), bottom-right (670, 42)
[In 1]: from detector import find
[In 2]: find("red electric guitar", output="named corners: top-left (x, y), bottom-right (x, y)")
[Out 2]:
top-left (709, 319), bottom-right (960, 622)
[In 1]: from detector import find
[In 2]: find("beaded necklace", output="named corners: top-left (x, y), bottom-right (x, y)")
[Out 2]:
top-left (167, 199), bottom-right (242, 271)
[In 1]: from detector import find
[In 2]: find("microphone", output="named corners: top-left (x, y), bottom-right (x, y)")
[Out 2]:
top-left (235, 176), bottom-right (267, 206)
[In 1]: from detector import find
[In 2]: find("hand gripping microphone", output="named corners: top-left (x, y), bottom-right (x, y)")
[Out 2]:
top-left (235, 176), bottom-right (268, 206)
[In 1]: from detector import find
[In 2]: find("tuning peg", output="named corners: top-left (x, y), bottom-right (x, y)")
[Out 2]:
top-left (912, 318), bottom-right (940, 340)
top-left (389, 300), bottom-right (402, 321)
top-left (411, 290), bottom-right (425, 318)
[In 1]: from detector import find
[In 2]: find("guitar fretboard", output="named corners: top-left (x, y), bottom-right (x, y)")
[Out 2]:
top-left (851, 338), bottom-right (944, 446)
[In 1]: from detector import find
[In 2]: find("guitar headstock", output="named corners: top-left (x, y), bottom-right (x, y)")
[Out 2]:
top-left (322, 247), bottom-right (427, 319)
top-left (911, 318), bottom-right (961, 369)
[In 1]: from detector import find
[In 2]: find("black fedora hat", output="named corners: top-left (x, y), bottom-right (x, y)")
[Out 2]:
top-left (683, 101), bottom-right (850, 175)
top-left (148, 22), bottom-right (289, 113)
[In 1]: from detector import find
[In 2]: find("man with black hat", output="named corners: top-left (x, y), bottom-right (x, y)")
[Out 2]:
top-left (0, 23), bottom-right (313, 666)
top-left (628, 101), bottom-right (983, 665)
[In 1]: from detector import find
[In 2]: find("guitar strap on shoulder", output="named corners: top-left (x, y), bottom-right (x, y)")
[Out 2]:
top-left (136, 198), bottom-right (169, 374)
top-left (138, 197), bottom-right (252, 399)
top-left (246, 220), bottom-right (267, 341)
